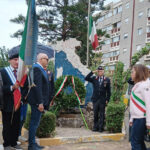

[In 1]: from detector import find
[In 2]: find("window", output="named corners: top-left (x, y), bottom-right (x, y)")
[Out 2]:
top-left (148, 8), bottom-right (150, 17)
top-left (105, 39), bottom-right (111, 45)
top-left (112, 36), bottom-right (120, 42)
top-left (138, 12), bottom-right (143, 18)
top-left (107, 25), bottom-right (113, 31)
top-left (103, 51), bottom-right (119, 58)
top-left (138, 28), bottom-right (143, 35)
top-left (125, 2), bottom-right (129, 9)
top-left (147, 26), bottom-right (150, 33)
top-left (118, 5), bottom-right (122, 13)
top-left (98, 16), bottom-right (104, 22)
top-left (117, 22), bottom-right (121, 28)
top-left (102, 25), bottom-right (112, 32)
top-left (113, 7), bottom-right (118, 15)
top-left (139, 0), bottom-right (144, 2)
top-left (108, 12), bottom-right (112, 18)
top-left (123, 48), bottom-right (127, 53)
top-left (124, 33), bottom-right (128, 39)
top-left (125, 18), bottom-right (129, 24)
top-left (136, 45), bottom-right (141, 51)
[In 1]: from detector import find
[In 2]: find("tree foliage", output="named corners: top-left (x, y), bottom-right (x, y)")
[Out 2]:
top-left (0, 46), bottom-right (9, 68)
top-left (10, 0), bottom-right (106, 65)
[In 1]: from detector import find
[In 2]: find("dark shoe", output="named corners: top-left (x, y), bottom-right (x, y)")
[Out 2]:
top-left (4, 146), bottom-right (12, 150)
top-left (35, 143), bottom-right (45, 149)
top-left (99, 129), bottom-right (103, 133)
top-left (11, 145), bottom-right (23, 150)
top-left (92, 128), bottom-right (99, 132)
top-left (28, 145), bottom-right (39, 150)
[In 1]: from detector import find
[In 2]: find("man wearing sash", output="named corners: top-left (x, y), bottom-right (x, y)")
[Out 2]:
top-left (27, 53), bottom-right (50, 150)
top-left (0, 48), bottom-right (22, 150)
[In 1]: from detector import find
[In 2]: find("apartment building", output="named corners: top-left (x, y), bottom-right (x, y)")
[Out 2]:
top-left (96, 0), bottom-right (150, 71)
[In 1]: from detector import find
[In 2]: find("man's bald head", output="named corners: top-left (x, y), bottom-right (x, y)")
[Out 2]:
top-left (37, 53), bottom-right (48, 62)
top-left (37, 53), bottom-right (49, 68)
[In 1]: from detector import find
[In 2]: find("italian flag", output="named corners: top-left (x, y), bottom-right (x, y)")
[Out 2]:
top-left (89, 16), bottom-right (99, 50)
top-left (14, 0), bottom-right (38, 111)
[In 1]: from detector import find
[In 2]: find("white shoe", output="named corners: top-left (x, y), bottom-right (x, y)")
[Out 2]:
top-left (11, 145), bottom-right (23, 150)
top-left (17, 141), bottom-right (21, 145)
top-left (18, 136), bottom-right (28, 142)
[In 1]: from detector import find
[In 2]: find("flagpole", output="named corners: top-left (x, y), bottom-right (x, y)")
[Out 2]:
top-left (87, 0), bottom-right (91, 67)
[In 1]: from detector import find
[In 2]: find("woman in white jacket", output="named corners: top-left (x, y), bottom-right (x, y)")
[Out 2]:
top-left (130, 64), bottom-right (150, 150)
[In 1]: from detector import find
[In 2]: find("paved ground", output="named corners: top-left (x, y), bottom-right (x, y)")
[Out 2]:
top-left (20, 140), bottom-right (150, 150)
top-left (1, 111), bottom-right (150, 150)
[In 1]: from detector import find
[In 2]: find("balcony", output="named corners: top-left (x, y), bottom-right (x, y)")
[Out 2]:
top-left (111, 41), bottom-right (120, 47)
top-left (111, 28), bottom-right (120, 34)
top-left (144, 53), bottom-right (150, 61)
top-left (109, 56), bottom-right (119, 62)
top-left (147, 33), bottom-right (150, 38)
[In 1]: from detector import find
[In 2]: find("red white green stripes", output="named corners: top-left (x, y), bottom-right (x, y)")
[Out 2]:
top-left (72, 76), bottom-right (81, 104)
top-left (131, 91), bottom-right (146, 114)
top-left (89, 15), bottom-right (99, 50)
top-left (50, 76), bottom-right (68, 106)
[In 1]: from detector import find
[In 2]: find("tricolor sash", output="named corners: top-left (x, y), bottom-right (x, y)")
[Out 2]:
top-left (5, 66), bottom-right (16, 84)
top-left (130, 91), bottom-right (146, 115)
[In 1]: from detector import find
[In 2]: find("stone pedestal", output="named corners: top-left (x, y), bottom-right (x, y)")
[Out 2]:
top-left (57, 102), bottom-right (94, 129)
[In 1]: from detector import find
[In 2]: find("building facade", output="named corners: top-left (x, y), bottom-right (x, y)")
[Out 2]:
top-left (96, 0), bottom-right (150, 71)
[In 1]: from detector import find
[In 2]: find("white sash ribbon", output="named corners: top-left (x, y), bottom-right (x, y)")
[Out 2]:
top-left (5, 66), bottom-right (16, 84)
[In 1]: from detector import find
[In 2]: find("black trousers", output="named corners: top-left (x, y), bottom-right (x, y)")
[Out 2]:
top-left (93, 101), bottom-right (105, 130)
top-left (2, 109), bottom-right (20, 147)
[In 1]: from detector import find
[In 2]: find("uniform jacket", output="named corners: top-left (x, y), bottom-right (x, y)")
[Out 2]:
top-left (85, 71), bottom-right (111, 104)
top-left (130, 78), bottom-right (150, 126)
top-left (27, 63), bottom-right (50, 110)
top-left (47, 71), bottom-right (54, 101)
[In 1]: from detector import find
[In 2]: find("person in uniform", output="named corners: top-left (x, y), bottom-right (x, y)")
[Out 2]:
top-left (0, 48), bottom-right (23, 150)
top-left (85, 66), bottom-right (111, 132)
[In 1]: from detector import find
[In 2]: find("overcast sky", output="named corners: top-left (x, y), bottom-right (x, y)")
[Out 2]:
top-left (0, 0), bottom-right (120, 49)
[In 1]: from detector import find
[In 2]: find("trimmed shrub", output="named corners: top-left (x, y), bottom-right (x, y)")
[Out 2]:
top-left (24, 110), bottom-right (56, 138)
top-left (106, 62), bottom-right (126, 133)
top-left (106, 101), bottom-right (125, 133)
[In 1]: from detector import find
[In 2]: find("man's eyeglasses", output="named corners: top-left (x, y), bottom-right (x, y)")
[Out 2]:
top-left (42, 58), bottom-right (49, 61)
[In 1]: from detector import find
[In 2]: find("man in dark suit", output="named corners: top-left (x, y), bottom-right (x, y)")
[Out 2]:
top-left (0, 48), bottom-right (23, 150)
top-left (85, 66), bottom-right (111, 132)
top-left (27, 53), bottom-right (50, 150)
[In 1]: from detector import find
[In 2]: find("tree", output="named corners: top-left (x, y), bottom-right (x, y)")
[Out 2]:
top-left (10, 0), bottom-right (106, 65)
top-left (0, 46), bottom-right (9, 68)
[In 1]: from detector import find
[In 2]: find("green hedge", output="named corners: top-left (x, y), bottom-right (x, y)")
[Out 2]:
top-left (106, 62), bottom-right (125, 133)
top-left (24, 109), bottom-right (56, 138)
top-left (106, 101), bottom-right (125, 133)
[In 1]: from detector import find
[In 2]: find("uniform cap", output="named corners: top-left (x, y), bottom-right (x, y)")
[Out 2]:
top-left (97, 66), bottom-right (104, 70)
top-left (8, 46), bottom-right (19, 60)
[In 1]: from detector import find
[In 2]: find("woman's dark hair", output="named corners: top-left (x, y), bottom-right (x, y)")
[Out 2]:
top-left (132, 64), bottom-right (149, 83)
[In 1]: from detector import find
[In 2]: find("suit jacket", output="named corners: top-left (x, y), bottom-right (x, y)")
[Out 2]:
top-left (85, 71), bottom-right (111, 104)
top-left (0, 68), bottom-right (27, 112)
top-left (0, 72), bottom-right (3, 110)
top-left (27, 63), bottom-right (50, 109)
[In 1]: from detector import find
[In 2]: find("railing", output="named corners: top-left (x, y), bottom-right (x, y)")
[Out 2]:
top-left (111, 41), bottom-right (120, 47)
top-left (111, 28), bottom-right (120, 34)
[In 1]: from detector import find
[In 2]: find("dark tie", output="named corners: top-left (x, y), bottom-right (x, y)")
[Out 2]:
top-left (13, 70), bottom-right (17, 79)
top-left (99, 77), bottom-right (102, 85)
